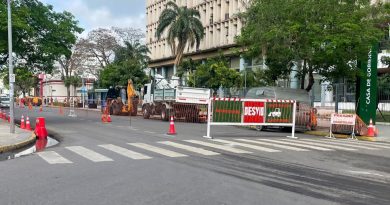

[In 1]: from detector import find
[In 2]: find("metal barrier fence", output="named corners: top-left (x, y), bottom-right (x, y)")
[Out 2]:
top-left (204, 98), bottom-right (297, 139)
top-left (314, 83), bottom-right (390, 123)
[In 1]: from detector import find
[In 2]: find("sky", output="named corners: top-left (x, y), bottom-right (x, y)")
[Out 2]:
top-left (40, 0), bottom-right (146, 36)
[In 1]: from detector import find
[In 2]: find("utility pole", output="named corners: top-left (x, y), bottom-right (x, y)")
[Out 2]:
top-left (8, 0), bottom-right (15, 133)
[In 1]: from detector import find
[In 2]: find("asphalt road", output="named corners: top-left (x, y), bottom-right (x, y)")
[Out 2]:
top-left (1, 106), bottom-right (390, 205)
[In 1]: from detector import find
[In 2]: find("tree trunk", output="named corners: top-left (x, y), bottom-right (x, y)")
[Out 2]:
top-left (67, 86), bottom-right (70, 101)
top-left (305, 66), bottom-right (315, 92)
top-left (300, 60), bottom-right (307, 90)
top-left (174, 43), bottom-right (186, 67)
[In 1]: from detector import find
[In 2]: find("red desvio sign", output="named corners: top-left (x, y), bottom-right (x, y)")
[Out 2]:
top-left (243, 101), bottom-right (265, 123)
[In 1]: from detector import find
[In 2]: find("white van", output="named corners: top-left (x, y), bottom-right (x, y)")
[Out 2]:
top-left (0, 94), bottom-right (10, 108)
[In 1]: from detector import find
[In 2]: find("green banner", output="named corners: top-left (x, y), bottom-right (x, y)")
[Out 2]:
top-left (357, 44), bottom-right (378, 125)
top-left (265, 102), bottom-right (293, 123)
top-left (213, 100), bottom-right (242, 123)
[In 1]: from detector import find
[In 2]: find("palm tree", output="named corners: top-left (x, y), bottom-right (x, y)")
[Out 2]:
top-left (115, 41), bottom-right (150, 68)
top-left (156, 1), bottom-right (204, 67)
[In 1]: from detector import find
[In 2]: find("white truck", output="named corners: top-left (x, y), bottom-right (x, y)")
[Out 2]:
top-left (0, 94), bottom-right (10, 108)
top-left (142, 75), bottom-right (211, 122)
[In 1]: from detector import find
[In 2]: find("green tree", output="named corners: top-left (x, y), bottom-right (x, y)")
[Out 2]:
top-left (98, 41), bottom-right (149, 89)
top-left (64, 75), bottom-right (81, 98)
top-left (99, 59), bottom-right (148, 89)
top-left (238, 0), bottom-right (389, 91)
top-left (0, 0), bottom-right (83, 73)
top-left (177, 58), bottom-right (200, 81)
top-left (156, 1), bottom-right (204, 67)
top-left (114, 41), bottom-right (150, 68)
top-left (1, 67), bottom-right (38, 97)
top-left (189, 58), bottom-right (242, 91)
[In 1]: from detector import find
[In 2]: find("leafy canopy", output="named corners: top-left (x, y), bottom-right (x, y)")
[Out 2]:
top-left (238, 0), bottom-right (389, 90)
top-left (1, 67), bottom-right (38, 96)
top-left (156, 1), bottom-right (204, 66)
top-left (188, 57), bottom-right (242, 91)
top-left (98, 41), bottom-right (149, 89)
top-left (0, 0), bottom-right (83, 73)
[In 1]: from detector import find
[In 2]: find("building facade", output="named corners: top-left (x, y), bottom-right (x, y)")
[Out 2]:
top-left (146, 0), bottom-right (251, 79)
top-left (42, 78), bottom-right (94, 104)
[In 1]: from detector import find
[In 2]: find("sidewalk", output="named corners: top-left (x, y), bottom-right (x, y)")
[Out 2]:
top-left (376, 124), bottom-right (390, 142)
top-left (0, 122), bottom-right (35, 153)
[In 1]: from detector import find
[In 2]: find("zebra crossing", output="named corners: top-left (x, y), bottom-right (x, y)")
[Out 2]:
top-left (35, 138), bottom-right (390, 165)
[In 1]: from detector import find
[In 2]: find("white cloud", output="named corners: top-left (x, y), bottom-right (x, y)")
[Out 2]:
top-left (40, 0), bottom-right (146, 37)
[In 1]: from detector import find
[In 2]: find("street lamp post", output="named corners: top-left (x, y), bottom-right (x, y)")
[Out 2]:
top-left (243, 63), bottom-right (248, 94)
top-left (7, 0), bottom-right (15, 133)
top-left (82, 77), bottom-right (85, 108)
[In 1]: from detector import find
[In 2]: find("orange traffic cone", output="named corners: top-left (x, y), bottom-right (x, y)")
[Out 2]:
top-left (28, 103), bottom-right (33, 110)
top-left (39, 104), bottom-right (43, 112)
top-left (25, 116), bottom-right (32, 131)
top-left (59, 106), bottom-right (63, 115)
top-left (20, 115), bottom-right (25, 129)
top-left (167, 116), bottom-right (177, 135)
top-left (367, 119), bottom-right (375, 137)
top-left (107, 114), bottom-right (112, 123)
top-left (101, 113), bottom-right (107, 123)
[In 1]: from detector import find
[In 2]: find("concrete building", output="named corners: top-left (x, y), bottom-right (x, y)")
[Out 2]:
top-left (41, 78), bottom-right (94, 104)
top-left (146, 0), bottom-right (252, 79)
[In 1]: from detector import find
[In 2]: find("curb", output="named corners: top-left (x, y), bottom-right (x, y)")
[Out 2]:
top-left (0, 132), bottom-right (36, 153)
top-left (376, 122), bottom-right (390, 126)
top-left (305, 131), bottom-right (377, 142)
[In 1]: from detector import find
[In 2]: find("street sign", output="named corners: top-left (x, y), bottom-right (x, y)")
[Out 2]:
top-left (265, 102), bottom-right (293, 123)
top-left (328, 113), bottom-right (356, 139)
top-left (357, 44), bottom-right (378, 125)
top-left (213, 99), bottom-right (242, 123)
top-left (331, 113), bottom-right (356, 125)
top-left (9, 74), bottom-right (15, 83)
top-left (243, 101), bottom-right (265, 123)
top-left (80, 86), bottom-right (87, 93)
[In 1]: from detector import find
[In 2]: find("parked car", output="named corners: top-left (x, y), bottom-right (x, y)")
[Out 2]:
top-left (0, 94), bottom-right (10, 108)
top-left (245, 87), bottom-right (317, 131)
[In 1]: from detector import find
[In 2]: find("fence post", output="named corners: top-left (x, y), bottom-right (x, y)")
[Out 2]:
top-left (203, 98), bottom-right (212, 139)
top-left (287, 101), bottom-right (297, 139)
top-left (335, 83), bottom-right (339, 113)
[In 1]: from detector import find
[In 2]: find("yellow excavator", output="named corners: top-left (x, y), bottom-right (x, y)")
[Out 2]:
top-left (107, 79), bottom-right (139, 116)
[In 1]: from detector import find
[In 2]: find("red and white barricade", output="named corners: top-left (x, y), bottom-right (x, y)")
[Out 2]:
top-left (204, 98), bottom-right (297, 139)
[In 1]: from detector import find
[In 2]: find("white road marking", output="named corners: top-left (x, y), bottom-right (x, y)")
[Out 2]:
top-left (128, 143), bottom-right (187, 157)
top-left (237, 139), bottom-right (309, 151)
top-left (144, 131), bottom-right (156, 134)
top-left (282, 139), bottom-right (357, 151)
top-left (258, 139), bottom-right (334, 151)
top-left (158, 141), bottom-right (220, 156)
top-left (302, 139), bottom-right (380, 150)
top-left (338, 140), bottom-right (390, 149)
top-left (98, 144), bottom-right (151, 160)
top-left (347, 170), bottom-right (385, 177)
top-left (212, 139), bottom-right (281, 152)
top-left (185, 140), bottom-right (252, 154)
top-left (37, 151), bottom-right (73, 164)
top-left (65, 146), bottom-right (113, 162)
